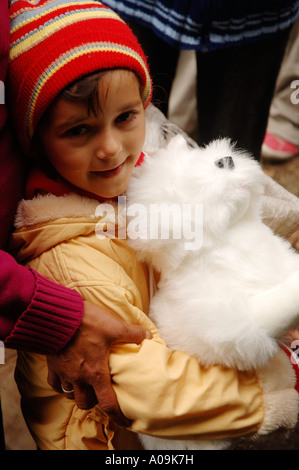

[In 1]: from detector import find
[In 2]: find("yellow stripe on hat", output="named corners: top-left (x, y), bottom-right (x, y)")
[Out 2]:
top-left (10, 1), bottom-right (98, 29)
top-left (10, 9), bottom-right (124, 61)
top-left (26, 43), bottom-right (151, 139)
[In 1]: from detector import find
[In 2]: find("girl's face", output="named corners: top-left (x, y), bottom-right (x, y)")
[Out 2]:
top-left (39, 70), bottom-right (146, 199)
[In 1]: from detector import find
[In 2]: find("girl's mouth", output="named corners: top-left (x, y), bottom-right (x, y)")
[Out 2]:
top-left (93, 162), bottom-right (125, 179)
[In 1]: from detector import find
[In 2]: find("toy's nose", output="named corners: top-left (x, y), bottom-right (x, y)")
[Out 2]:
top-left (215, 156), bottom-right (235, 169)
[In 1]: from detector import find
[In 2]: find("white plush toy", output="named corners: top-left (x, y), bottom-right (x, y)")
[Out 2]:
top-left (126, 134), bottom-right (299, 450)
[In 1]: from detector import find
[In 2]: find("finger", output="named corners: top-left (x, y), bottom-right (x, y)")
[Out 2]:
top-left (114, 323), bottom-right (152, 345)
top-left (97, 394), bottom-right (131, 428)
top-left (73, 383), bottom-right (98, 410)
top-left (47, 366), bottom-right (63, 394)
top-left (101, 404), bottom-right (131, 428)
top-left (92, 377), bottom-right (130, 427)
top-left (61, 382), bottom-right (75, 400)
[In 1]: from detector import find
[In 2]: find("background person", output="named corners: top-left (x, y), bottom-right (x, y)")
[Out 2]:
top-left (262, 18), bottom-right (299, 160)
top-left (103, 0), bottom-right (299, 160)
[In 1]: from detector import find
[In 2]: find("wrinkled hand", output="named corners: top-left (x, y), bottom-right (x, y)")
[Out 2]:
top-left (46, 301), bottom-right (151, 427)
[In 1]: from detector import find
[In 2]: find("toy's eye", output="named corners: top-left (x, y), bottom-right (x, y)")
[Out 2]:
top-left (215, 156), bottom-right (234, 169)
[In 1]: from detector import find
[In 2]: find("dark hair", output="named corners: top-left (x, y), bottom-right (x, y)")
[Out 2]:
top-left (62, 70), bottom-right (104, 116)
top-left (62, 68), bottom-right (143, 116)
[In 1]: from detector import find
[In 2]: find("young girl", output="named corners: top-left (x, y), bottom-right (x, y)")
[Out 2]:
top-left (8, 0), bottom-right (299, 450)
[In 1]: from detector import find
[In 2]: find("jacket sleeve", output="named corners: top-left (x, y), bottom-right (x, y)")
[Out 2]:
top-left (0, 251), bottom-right (84, 354)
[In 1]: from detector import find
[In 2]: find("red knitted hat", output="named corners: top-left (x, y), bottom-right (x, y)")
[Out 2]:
top-left (8, 0), bottom-right (152, 155)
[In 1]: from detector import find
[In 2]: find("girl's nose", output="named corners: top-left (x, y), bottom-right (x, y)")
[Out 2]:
top-left (95, 129), bottom-right (122, 159)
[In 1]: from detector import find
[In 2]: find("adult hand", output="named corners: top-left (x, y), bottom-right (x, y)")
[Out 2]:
top-left (46, 301), bottom-right (151, 427)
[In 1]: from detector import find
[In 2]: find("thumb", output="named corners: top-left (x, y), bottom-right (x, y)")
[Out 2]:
top-left (114, 323), bottom-right (152, 345)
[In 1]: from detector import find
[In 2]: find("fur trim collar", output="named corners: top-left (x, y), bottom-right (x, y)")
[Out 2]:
top-left (14, 193), bottom-right (101, 229)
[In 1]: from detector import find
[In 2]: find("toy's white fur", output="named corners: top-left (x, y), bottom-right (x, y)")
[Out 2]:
top-left (126, 135), bottom-right (299, 450)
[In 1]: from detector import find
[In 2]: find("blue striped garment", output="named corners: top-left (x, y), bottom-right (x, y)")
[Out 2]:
top-left (103, 0), bottom-right (299, 50)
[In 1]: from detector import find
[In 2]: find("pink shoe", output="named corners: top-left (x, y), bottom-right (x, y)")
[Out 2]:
top-left (261, 132), bottom-right (299, 160)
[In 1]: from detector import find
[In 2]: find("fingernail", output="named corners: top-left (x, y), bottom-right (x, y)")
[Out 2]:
top-left (145, 330), bottom-right (152, 339)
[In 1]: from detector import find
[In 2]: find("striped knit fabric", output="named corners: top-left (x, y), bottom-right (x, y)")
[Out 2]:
top-left (8, 0), bottom-right (152, 155)
top-left (103, 0), bottom-right (299, 50)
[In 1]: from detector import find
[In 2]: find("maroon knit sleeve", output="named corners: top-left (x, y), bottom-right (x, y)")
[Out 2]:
top-left (1, 251), bottom-right (84, 354)
top-left (1, 3), bottom-right (84, 354)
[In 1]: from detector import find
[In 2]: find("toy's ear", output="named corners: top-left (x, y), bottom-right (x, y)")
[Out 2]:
top-left (166, 134), bottom-right (189, 152)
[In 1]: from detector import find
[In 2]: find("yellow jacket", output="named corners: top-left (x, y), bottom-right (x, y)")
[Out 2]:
top-left (11, 193), bottom-right (298, 450)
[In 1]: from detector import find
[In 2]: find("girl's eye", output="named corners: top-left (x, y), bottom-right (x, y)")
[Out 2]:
top-left (116, 111), bottom-right (136, 124)
top-left (64, 125), bottom-right (89, 137)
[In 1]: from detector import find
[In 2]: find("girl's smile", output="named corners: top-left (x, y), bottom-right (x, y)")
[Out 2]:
top-left (90, 160), bottom-right (126, 179)
top-left (38, 70), bottom-right (146, 199)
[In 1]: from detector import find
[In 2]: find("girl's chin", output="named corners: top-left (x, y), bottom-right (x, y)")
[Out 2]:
top-left (92, 183), bottom-right (127, 200)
